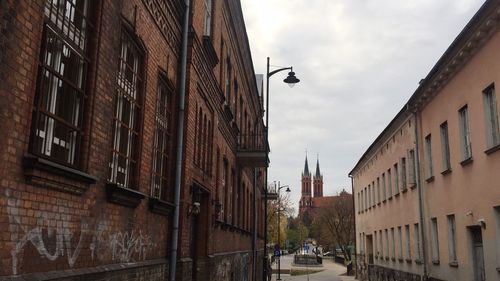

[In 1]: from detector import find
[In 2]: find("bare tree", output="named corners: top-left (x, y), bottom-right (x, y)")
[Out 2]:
top-left (311, 193), bottom-right (354, 261)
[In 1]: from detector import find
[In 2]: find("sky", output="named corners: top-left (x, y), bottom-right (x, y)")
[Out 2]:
top-left (240, 0), bottom-right (485, 215)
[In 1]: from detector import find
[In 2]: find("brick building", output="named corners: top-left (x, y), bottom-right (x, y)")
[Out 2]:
top-left (350, 1), bottom-right (500, 280)
top-left (0, 0), bottom-right (266, 280)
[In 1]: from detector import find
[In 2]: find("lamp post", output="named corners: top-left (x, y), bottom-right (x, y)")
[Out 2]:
top-left (263, 57), bottom-right (299, 281)
top-left (276, 181), bottom-right (291, 281)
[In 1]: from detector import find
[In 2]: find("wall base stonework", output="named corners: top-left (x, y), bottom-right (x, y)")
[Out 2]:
top-left (361, 264), bottom-right (422, 281)
top-left (0, 259), bottom-right (168, 281)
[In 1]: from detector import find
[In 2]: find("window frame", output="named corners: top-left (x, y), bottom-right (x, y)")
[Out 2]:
top-left (458, 105), bottom-right (472, 161)
top-left (483, 84), bottom-right (500, 150)
top-left (30, 0), bottom-right (93, 169)
top-left (108, 27), bottom-right (146, 189)
top-left (440, 121), bottom-right (451, 172)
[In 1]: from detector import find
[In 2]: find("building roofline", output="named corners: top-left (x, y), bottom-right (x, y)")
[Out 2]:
top-left (349, 0), bottom-right (500, 177)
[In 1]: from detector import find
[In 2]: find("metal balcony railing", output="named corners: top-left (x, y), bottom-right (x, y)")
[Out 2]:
top-left (266, 184), bottom-right (278, 200)
top-left (236, 133), bottom-right (268, 167)
top-left (237, 133), bottom-right (268, 152)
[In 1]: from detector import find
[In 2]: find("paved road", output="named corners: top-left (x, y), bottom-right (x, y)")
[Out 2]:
top-left (270, 256), bottom-right (356, 281)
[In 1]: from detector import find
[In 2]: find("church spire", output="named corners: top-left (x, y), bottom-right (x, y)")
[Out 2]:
top-left (303, 153), bottom-right (310, 176)
top-left (315, 155), bottom-right (321, 177)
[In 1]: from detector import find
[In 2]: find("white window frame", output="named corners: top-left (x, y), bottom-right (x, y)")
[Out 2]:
top-left (447, 214), bottom-right (457, 263)
top-left (425, 134), bottom-right (433, 178)
top-left (440, 122), bottom-right (451, 171)
top-left (458, 105), bottom-right (472, 160)
top-left (431, 217), bottom-right (440, 262)
top-left (483, 85), bottom-right (500, 148)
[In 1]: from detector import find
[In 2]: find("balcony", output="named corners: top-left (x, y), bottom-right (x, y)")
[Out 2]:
top-left (236, 133), bottom-right (268, 167)
top-left (266, 184), bottom-right (278, 200)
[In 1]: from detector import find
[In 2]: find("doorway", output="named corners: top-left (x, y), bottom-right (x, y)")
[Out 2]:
top-left (469, 226), bottom-right (485, 281)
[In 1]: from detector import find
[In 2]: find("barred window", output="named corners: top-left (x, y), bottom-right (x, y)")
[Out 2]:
top-left (109, 30), bottom-right (143, 188)
top-left (151, 75), bottom-right (174, 199)
top-left (31, 0), bottom-right (91, 167)
top-left (203, 0), bottom-right (212, 36)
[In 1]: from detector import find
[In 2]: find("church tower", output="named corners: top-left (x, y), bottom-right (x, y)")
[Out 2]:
top-left (313, 156), bottom-right (323, 197)
top-left (299, 154), bottom-right (312, 216)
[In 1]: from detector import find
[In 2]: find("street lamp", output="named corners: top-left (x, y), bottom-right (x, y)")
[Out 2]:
top-left (276, 181), bottom-right (291, 281)
top-left (263, 57), bottom-right (300, 281)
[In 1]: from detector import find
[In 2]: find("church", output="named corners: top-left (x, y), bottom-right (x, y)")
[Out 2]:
top-left (299, 155), bottom-right (345, 217)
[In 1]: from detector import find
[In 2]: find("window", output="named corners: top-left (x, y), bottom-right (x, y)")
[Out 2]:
top-left (224, 57), bottom-right (232, 106)
top-left (401, 157), bottom-right (407, 189)
top-left (391, 227), bottom-right (396, 258)
top-left (447, 214), bottom-right (457, 263)
top-left (425, 134), bottom-right (433, 179)
top-left (385, 229), bottom-right (389, 258)
top-left (222, 159), bottom-right (228, 221)
top-left (414, 223), bottom-right (422, 260)
top-left (431, 218), bottom-right (440, 262)
top-left (398, 226), bottom-right (403, 259)
top-left (379, 230), bottom-right (383, 257)
top-left (394, 163), bottom-right (399, 195)
top-left (440, 122), bottom-right (451, 171)
top-left (374, 231), bottom-right (378, 256)
top-left (202, 0), bottom-right (212, 36)
top-left (494, 207), bottom-right (500, 268)
top-left (194, 106), bottom-right (213, 174)
top-left (151, 75), bottom-right (174, 199)
top-left (364, 187), bottom-right (368, 211)
top-left (109, 30), bottom-right (144, 188)
top-left (387, 169), bottom-right (392, 198)
top-left (377, 177), bottom-right (380, 204)
top-left (368, 185), bottom-right (371, 208)
top-left (458, 105), bottom-right (472, 160)
top-left (483, 85), bottom-right (500, 148)
top-left (405, 224), bottom-right (411, 259)
top-left (372, 181), bottom-right (376, 207)
top-left (408, 150), bottom-right (416, 186)
top-left (31, 0), bottom-right (91, 167)
top-left (382, 173), bottom-right (386, 201)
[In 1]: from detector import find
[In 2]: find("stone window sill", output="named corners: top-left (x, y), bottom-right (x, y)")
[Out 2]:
top-left (405, 258), bottom-right (412, 264)
top-left (485, 143), bottom-right (500, 155)
top-left (106, 182), bottom-right (145, 208)
top-left (460, 157), bottom-right (473, 166)
top-left (432, 259), bottom-right (440, 265)
top-left (441, 168), bottom-right (452, 175)
top-left (401, 187), bottom-right (408, 193)
top-left (415, 259), bottom-right (423, 265)
top-left (449, 261), bottom-right (459, 268)
top-left (391, 257), bottom-right (396, 261)
top-left (148, 197), bottom-right (174, 216)
top-left (23, 154), bottom-right (97, 195)
top-left (398, 258), bottom-right (404, 263)
top-left (425, 176), bottom-right (435, 183)
top-left (388, 196), bottom-right (393, 200)
top-left (409, 183), bottom-right (416, 190)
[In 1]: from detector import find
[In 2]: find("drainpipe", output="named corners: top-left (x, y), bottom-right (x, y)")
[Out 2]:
top-left (169, 0), bottom-right (190, 280)
top-left (349, 174), bottom-right (357, 279)
top-left (252, 168), bottom-right (257, 281)
top-left (411, 107), bottom-right (428, 280)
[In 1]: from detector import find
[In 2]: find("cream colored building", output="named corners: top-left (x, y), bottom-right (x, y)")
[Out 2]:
top-left (349, 2), bottom-right (500, 281)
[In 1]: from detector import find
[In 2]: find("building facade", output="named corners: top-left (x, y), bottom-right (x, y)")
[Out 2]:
top-left (349, 2), bottom-right (500, 281)
top-left (0, 0), bottom-right (266, 280)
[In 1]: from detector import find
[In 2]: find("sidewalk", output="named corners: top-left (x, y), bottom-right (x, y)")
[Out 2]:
top-left (270, 256), bottom-right (358, 281)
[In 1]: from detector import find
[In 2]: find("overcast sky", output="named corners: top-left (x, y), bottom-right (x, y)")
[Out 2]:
top-left (240, 0), bottom-right (485, 215)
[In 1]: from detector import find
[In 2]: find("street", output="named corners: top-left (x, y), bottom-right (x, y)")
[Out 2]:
top-left (270, 256), bottom-right (356, 281)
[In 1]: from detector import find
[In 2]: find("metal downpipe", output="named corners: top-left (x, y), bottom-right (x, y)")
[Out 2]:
top-left (169, 0), bottom-right (190, 280)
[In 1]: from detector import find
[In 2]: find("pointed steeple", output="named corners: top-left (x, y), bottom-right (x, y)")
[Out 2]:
top-left (303, 154), bottom-right (310, 176)
top-left (315, 155), bottom-right (321, 177)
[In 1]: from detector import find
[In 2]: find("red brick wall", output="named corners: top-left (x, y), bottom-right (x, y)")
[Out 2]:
top-left (0, 0), bottom-right (182, 277)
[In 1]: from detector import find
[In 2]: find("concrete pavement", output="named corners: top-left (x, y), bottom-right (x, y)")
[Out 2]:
top-left (270, 256), bottom-right (357, 281)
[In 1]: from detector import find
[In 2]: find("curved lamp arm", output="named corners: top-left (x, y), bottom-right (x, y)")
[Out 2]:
top-left (268, 66), bottom-right (293, 78)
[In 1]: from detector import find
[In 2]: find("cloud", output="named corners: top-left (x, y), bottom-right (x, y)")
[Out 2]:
top-left (241, 0), bottom-right (485, 214)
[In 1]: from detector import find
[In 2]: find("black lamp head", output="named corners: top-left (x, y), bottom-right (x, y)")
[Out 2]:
top-left (283, 71), bottom-right (300, 88)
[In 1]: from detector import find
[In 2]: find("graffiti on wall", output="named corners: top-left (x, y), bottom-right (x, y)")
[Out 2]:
top-left (5, 189), bottom-right (156, 275)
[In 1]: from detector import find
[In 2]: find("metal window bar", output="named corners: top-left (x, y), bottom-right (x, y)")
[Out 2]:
top-left (110, 32), bottom-right (142, 187)
top-left (32, 23), bottom-right (87, 168)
